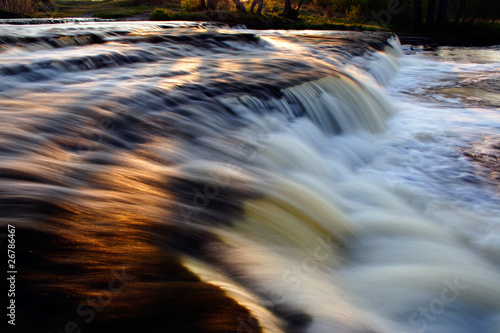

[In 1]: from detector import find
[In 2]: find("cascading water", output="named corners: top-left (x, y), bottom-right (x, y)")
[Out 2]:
top-left (0, 20), bottom-right (499, 333)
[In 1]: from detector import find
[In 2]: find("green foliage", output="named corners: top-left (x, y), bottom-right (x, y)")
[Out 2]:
top-left (346, 3), bottom-right (361, 21)
top-left (217, 0), bottom-right (235, 11)
top-left (181, 0), bottom-right (202, 12)
top-left (51, 0), bottom-right (180, 18)
top-left (313, 0), bottom-right (334, 9)
top-left (130, 0), bottom-right (175, 5)
top-left (0, 0), bottom-right (38, 16)
top-left (95, 11), bottom-right (132, 19)
top-left (151, 7), bottom-right (171, 19)
top-left (0, 0), bottom-right (55, 17)
top-left (37, 0), bottom-right (56, 13)
top-left (19, 0), bottom-right (500, 45)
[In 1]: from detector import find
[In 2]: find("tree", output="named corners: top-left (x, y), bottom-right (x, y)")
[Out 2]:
top-left (454, 0), bottom-right (466, 25)
top-left (435, 0), bottom-right (448, 37)
top-left (0, 0), bottom-right (38, 16)
top-left (206, 0), bottom-right (217, 9)
top-left (250, 0), bottom-right (263, 15)
top-left (195, 0), bottom-right (245, 12)
top-left (414, 0), bottom-right (423, 31)
top-left (282, 0), bottom-right (304, 19)
top-left (425, 0), bottom-right (436, 30)
top-left (232, 0), bottom-right (247, 12)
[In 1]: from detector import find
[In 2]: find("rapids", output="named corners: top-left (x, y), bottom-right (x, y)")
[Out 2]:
top-left (0, 20), bottom-right (499, 333)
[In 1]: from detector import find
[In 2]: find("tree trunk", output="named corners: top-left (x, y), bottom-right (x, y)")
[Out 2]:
top-left (425, 0), bottom-right (436, 30)
top-left (435, 0), bottom-right (448, 37)
top-left (232, 0), bottom-right (247, 13)
top-left (206, 0), bottom-right (218, 9)
top-left (282, 0), bottom-right (302, 19)
top-left (469, 0), bottom-right (486, 24)
top-left (414, 0), bottom-right (423, 31)
top-left (296, 0), bottom-right (303, 11)
top-left (283, 0), bottom-right (292, 15)
top-left (199, 0), bottom-right (207, 10)
top-left (250, 0), bottom-right (263, 15)
top-left (400, 0), bottom-right (410, 26)
top-left (256, 0), bottom-right (263, 15)
top-left (454, 0), bottom-right (466, 25)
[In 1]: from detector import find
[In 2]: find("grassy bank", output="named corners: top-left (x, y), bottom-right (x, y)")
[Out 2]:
top-left (50, 0), bottom-right (168, 19)
top-left (48, 0), bottom-right (380, 31)
top-left (1, 0), bottom-right (498, 46)
top-left (0, 0), bottom-right (381, 30)
top-left (149, 8), bottom-right (381, 31)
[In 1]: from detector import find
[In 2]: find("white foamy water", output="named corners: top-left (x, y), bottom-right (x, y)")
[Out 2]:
top-left (0, 21), bottom-right (499, 333)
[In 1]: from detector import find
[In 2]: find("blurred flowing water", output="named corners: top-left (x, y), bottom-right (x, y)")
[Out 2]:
top-left (0, 20), bottom-right (499, 333)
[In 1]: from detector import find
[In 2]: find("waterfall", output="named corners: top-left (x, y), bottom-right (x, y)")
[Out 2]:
top-left (1, 20), bottom-right (499, 333)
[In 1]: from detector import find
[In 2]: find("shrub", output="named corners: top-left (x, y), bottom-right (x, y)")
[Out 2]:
top-left (151, 8), bottom-right (171, 20)
top-left (95, 12), bottom-right (132, 19)
top-left (130, 0), bottom-right (176, 4)
top-left (37, 0), bottom-right (55, 13)
top-left (0, 7), bottom-right (22, 18)
top-left (346, 3), bottom-right (361, 21)
top-left (313, 0), bottom-right (334, 9)
top-left (0, 0), bottom-right (38, 16)
top-left (181, 0), bottom-right (202, 12)
top-left (216, 0), bottom-right (234, 11)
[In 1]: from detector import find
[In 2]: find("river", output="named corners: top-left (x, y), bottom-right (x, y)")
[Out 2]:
top-left (0, 20), bottom-right (499, 333)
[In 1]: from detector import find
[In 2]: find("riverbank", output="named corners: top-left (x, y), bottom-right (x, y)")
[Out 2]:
top-left (1, 0), bottom-right (499, 46)
top-left (148, 9), bottom-right (380, 31)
